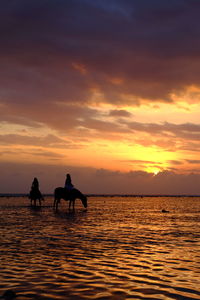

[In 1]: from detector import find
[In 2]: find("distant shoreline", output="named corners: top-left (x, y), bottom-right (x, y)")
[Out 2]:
top-left (0, 193), bottom-right (200, 198)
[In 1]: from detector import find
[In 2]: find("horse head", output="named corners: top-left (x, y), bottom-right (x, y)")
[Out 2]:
top-left (81, 194), bottom-right (87, 208)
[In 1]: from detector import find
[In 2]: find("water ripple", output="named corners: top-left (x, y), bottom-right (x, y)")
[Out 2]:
top-left (0, 196), bottom-right (200, 299)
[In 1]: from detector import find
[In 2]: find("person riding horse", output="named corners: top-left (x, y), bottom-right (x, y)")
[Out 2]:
top-left (53, 173), bottom-right (87, 211)
top-left (29, 177), bottom-right (43, 206)
top-left (64, 173), bottom-right (74, 190)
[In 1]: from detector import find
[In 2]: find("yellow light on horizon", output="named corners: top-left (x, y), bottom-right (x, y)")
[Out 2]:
top-left (145, 167), bottom-right (161, 175)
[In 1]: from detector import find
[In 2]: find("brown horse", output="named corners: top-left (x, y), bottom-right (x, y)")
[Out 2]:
top-left (53, 187), bottom-right (87, 211)
top-left (29, 189), bottom-right (44, 207)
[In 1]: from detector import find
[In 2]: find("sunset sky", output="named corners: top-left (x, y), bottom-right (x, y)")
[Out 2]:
top-left (1, 0), bottom-right (200, 194)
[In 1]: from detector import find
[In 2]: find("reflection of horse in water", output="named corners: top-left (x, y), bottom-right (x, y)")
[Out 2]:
top-left (53, 187), bottom-right (87, 211)
top-left (29, 190), bottom-right (44, 207)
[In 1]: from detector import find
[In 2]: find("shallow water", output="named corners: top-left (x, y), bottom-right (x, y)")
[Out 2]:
top-left (0, 196), bottom-right (200, 299)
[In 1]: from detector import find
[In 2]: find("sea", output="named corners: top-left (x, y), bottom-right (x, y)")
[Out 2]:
top-left (0, 195), bottom-right (200, 299)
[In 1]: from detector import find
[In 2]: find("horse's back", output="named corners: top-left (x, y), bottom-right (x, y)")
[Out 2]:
top-left (54, 187), bottom-right (63, 193)
top-left (54, 187), bottom-right (64, 198)
top-left (54, 187), bottom-right (80, 197)
top-left (30, 189), bottom-right (42, 200)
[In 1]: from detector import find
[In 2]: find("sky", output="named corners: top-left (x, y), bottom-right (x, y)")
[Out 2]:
top-left (1, 0), bottom-right (200, 194)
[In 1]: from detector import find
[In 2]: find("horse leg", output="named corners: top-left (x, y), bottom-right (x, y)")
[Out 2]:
top-left (39, 198), bottom-right (41, 206)
top-left (68, 199), bottom-right (75, 211)
top-left (72, 200), bottom-right (75, 211)
top-left (55, 198), bottom-right (60, 211)
top-left (53, 196), bottom-right (57, 208)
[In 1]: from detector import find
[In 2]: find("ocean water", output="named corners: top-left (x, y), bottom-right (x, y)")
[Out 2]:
top-left (0, 196), bottom-right (200, 300)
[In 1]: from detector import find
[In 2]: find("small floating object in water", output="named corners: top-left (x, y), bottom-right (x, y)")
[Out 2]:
top-left (162, 209), bottom-right (169, 213)
top-left (0, 290), bottom-right (17, 299)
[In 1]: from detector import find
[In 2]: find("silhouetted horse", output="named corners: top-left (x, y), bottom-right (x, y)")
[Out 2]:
top-left (29, 190), bottom-right (44, 207)
top-left (54, 187), bottom-right (87, 211)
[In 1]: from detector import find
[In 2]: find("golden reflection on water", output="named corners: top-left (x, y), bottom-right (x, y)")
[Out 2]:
top-left (0, 196), bottom-right (200, 299)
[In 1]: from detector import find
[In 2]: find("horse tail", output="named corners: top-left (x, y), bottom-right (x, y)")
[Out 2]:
top-left (53, 188), bottom-right (58, 207)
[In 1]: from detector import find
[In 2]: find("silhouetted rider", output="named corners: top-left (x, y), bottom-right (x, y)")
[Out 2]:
top-left (30, 177), bottom-right (42, 199)
top-left (64, 173), bottom-right (74, 190)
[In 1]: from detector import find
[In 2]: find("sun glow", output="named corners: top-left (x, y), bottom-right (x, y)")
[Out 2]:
top-left (64, 140), bottom-right (175, 173)
top-left (145, 167), bottom-right (161, 175)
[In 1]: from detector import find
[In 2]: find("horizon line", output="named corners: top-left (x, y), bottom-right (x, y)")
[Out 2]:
top-left (1, 193), bottom-right (200, 198)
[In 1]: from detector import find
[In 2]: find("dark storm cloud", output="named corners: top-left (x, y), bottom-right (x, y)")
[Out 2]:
top-left (108, 109), bottom-right (133, 118)
top-left (123, 159), bottom-right (163, 165)
top-left (0, 148), bottom-right (64, 159)
top-left (0, 133), bottom-right (78, 148)
top-left (168, 160), bottom-right (184, 165)
top-left (1, 0), bottom-right (200, 113)
top-left (186, 159), bottom-right (200, 164)
top-left (1, 161), bottom-right (200, 194)
top-left (127, 121), bottom-right (200, 141)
